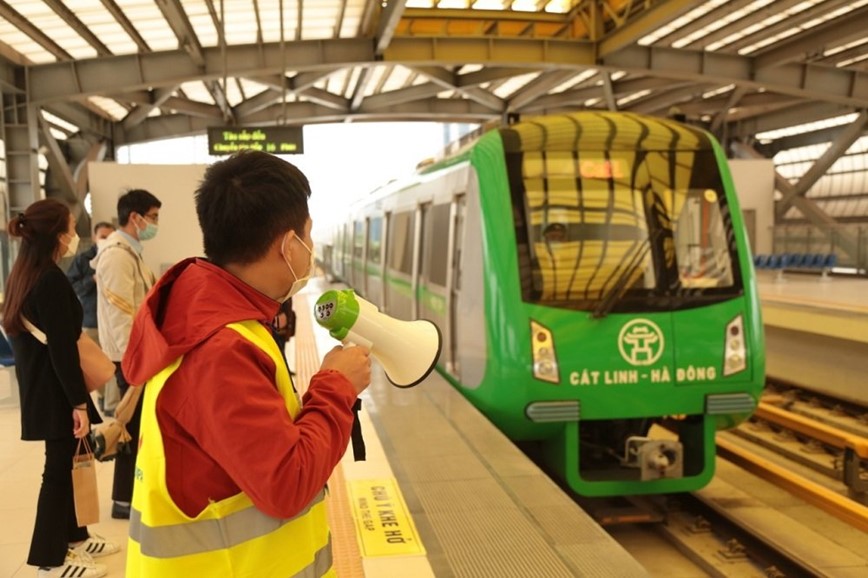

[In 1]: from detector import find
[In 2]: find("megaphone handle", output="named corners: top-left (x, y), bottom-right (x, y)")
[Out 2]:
top-left (343, 331), bottom-right (373, 351)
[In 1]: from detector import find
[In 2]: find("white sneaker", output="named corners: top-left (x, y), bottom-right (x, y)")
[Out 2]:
top-left (37, 558), bottom-right (107, 577)
top-left (70, 533), bottom-right (121, 558)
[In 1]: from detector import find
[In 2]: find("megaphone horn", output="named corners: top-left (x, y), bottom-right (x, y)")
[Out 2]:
top-left (314, 289), bottom-right (442, 388)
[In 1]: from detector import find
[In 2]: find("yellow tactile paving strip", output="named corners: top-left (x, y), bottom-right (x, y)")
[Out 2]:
top-left (292, 294), bottom-right (365, 578)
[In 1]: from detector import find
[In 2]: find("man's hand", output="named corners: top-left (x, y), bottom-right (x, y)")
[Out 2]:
top-left (320, 345), bottom-right (371, 395)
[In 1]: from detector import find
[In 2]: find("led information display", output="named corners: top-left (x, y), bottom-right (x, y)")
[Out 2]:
top-left (207, 126), bottom-right (304, 155)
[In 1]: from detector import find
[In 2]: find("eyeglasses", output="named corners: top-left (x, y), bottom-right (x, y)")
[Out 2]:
top-left (143, 212), bottom-right (160, 224)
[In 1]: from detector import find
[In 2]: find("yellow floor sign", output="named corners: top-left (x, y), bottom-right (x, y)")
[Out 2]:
top-left (347, 478), bottom-right (426, 557)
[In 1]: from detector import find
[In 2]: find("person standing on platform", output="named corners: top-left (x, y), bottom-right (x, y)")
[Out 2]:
top-left (122, 150), bottom-right (371, 577)
top-left (66, 221), bottom-right (117, 415)
top-left (92, 189), bottom-right (160, 520)
top-left (3, 199), bottom-right (119, 578)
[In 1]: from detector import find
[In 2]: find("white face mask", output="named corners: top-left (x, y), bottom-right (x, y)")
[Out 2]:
top-left (95, 238), bottom-right (111, 252)
top-left (280, 233), bottom-right (314, 302)
top-left (63, 233), bottom-right (80, 257)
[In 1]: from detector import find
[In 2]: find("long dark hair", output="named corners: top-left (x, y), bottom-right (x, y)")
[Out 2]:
top-left (2, 199), bottom-right (71, 335)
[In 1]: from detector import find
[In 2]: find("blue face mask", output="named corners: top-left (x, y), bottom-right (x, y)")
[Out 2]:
top-left (137, 216), bottom-right (158, 241)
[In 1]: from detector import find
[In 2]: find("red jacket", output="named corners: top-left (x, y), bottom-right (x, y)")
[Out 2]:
top-left (123, 258), bottom-right (356, 518)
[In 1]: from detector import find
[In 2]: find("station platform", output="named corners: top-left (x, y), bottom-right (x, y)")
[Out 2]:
top-left (302, 279), bottom-right (650, 577)
top-left (0, 277), bottom-right (649, 577)
top-left (757, 270), bottom-right (868, 404)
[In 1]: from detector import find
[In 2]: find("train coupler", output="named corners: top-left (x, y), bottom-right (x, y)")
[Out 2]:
top-left (623, 436), bottom-right (684, 480)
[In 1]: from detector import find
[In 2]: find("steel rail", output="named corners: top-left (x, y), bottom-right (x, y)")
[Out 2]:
top-left (716, 435), bottom-right (868, 534)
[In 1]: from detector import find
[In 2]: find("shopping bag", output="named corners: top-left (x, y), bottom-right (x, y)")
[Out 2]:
top-left (77, 332), bottom-right (115, 392)
top-left (71, 437), bottom-right (100, 527)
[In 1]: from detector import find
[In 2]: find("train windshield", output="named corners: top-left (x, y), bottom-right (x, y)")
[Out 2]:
top-left (511, 148), bottom-right (741, 312)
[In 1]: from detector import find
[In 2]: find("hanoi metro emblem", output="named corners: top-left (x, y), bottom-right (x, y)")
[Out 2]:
top-left (618, 319), bottom-right (664, 366)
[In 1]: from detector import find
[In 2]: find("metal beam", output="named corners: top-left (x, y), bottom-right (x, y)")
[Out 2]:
top-left (44, 0), bottom-right (113, 57)
top-left (120, 98), bottom-right (497, 143)
top-left (710, 86), bottom-right (747, 133)
top-left (522, 76), bottom-right (686, 113)
top-left (155, 0), bottom-right (205, 65)
top-left (37, 113), bottom-right (79, 213)
top-left (350, 67), bottom-right (373, 111)
top-left (508, 69), bottom-right (577, 112)
top-left (375, 0), bottom-right (407, 54)
top-left (628, 84), bottom-right (711, 116)
top-left (100, 0), bottom-right (150, 52)
top-left (28, 39), bottom-right (375, 103)
top-left (385, 37), bottom-right (596, 67)
top-left (754, 6), bottom-right (868, 70)
top-left (758, 124), bottom-right (868, 157)
top-left (730, 140), bottom-right (861, 261)
top-left (0, 0), bottom-right (72, 60)
top-left (776, 110), bottom-right (868, 216)
top-left (301, 87), bottom-right (349, 111)
top-left (42, 101), bottom-right (113, 139)
top-left (725, 102), bottom-right (852, 140)
top-left (601, 72), bottom-right (617, 111)
top-left (598, 0), bottom-right (704, 58)
top-left (458, 66), bottom-right (539, 87)
top-left (73, 140), bottom-right (108, 204)
top-left (412, 66), bottom-right (504, 111)
top-left (122, 87), bottom-right (176, 130)
top-left (360, 82), bottom-right (444, 110)
top-left (602, 44), bottom-right (868, 108)
top-left (722, 0), bottom-right (854, 55)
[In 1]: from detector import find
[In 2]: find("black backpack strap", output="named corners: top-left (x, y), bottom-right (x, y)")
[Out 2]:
top-left (350, 398), bottom-right (366, 461)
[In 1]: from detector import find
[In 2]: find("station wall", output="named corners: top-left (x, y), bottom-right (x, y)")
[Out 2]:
top-left (89, 162), bottom-right (207, 276)
top-left (729, 159), bottom-right (775, 256)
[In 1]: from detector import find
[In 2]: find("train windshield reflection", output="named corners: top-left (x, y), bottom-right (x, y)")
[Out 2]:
top-left (513, 148), bottom-right (740, 311)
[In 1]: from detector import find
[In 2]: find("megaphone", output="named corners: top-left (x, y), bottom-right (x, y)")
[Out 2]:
top-left (314, 289), bottom-right (442, 388)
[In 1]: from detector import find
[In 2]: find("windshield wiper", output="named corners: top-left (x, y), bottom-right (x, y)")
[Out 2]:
top-left (591, 230), bottom-right (660, 319)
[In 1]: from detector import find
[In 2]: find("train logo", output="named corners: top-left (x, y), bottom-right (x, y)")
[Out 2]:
top-left (618, 319), bottom-right (664, 366)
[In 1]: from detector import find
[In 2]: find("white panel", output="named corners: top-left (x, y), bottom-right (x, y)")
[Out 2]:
top-left (730, 159), bottom-right (775, 255)
top-left (89, 162), bottom-right (207, 276)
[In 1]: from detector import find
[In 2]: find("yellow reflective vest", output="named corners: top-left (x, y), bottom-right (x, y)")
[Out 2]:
top-left (126, 320), bottom-right (336, 577)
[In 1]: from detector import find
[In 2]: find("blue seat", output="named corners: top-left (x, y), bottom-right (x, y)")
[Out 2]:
top-left (792, 253), bottom-right (809, 267)
top-left (823, 253), bottom-right (837, 268)
top-left (767, 255), bottom-right (781, 269)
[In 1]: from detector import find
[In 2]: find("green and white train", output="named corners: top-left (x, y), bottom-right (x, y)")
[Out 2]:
top-left (324, 111), bottom-right (764, 496)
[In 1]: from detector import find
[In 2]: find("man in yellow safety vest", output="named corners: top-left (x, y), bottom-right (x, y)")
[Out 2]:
top-left (122, 150), bottom-right (371, 577)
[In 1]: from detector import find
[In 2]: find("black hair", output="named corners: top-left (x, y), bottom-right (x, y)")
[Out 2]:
top-left (93, 221), bottom-right (115, 234)
top-left (3, 199), bottom-right (71, 335)
top-left (195, 150), bottom-right (311, 266)
top-left (117, 189), bottom-right (161, 226)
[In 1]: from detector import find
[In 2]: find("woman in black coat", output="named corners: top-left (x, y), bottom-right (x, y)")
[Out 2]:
top-left (3, 200), bottom-right (118, 577)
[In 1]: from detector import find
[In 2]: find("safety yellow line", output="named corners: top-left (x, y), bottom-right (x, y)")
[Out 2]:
top-left (716, 435), bottom-right (868, 534)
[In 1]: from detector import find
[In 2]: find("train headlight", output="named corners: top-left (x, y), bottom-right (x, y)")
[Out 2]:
top-left (723, 315), bottom-right (747, 376)
top-left (531, 320), bottom-right (560, 384)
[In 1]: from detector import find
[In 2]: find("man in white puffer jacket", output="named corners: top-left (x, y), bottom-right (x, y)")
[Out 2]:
top-left (92, 188), bottom-right (161, 520)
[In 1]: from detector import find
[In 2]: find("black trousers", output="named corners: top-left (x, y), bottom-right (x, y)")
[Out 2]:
top-left (112, 362), bottom-right (142, 503)
top-left (28, 436), bottom-right (89, 567)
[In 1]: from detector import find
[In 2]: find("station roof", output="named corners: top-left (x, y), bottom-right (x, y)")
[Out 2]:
top-left (1, 0), bottom-right (865, 149)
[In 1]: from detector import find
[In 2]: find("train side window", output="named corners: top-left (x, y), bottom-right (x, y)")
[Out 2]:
top-left (423, 204), bottom-right (450, 286)
top-left (353, 221), bottom-right (364, 259)
top-left (368, 216), bottom-right (383, 264)
top-left (673, 190), bottom-right (734, 288)
top-left (387, 211), bottom-right (414, 275)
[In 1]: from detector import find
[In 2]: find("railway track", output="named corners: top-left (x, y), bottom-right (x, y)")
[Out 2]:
top-left (586, 386), bottom-right (868, 576)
